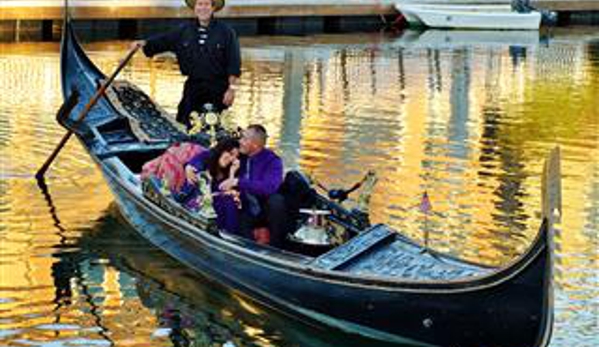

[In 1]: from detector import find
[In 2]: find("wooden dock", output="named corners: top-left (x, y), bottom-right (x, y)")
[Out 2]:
top-left (1, 0), bottom-right (596, 41)
top-left (533, 0), bottom-right (599, 11)
top-left (1, 0), bottom-right (598, 21)
top-left (0, 0), bottom-right (397, 21)
top-left (1, 0), bottom-right (597, 21)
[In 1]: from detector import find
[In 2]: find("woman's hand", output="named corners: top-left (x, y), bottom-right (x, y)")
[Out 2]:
top-left (229, 158), bottom-right (240, 178)
top-left (219, 177), bottom-right (238, 191)
top-left (185, 164), bottom-right (198, 184)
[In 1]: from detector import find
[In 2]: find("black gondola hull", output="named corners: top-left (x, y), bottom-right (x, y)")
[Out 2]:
top-left (59, 14), bottom-right (554, 347)
top-left (97, 158), bottom-right (553, 347)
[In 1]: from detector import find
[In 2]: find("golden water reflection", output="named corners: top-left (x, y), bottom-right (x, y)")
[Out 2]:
top-left (0, 28), bottom-right (598, 347)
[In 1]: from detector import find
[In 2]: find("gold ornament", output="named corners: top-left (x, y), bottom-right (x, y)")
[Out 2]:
top-left (205, 111), bottom-right (219, 126)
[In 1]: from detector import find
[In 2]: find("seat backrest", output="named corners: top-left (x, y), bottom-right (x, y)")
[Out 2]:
top-left (278, 171), bottom-right (317, 212)
top-left (104, 80), bottom-right (187, 143)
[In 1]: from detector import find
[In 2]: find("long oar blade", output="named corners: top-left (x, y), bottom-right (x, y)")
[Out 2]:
top-left (35, 90), bottom-right (80, 181)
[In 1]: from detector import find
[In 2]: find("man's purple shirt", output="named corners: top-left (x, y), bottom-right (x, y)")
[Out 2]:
top-left (237, 148), bottom-right (283, 197)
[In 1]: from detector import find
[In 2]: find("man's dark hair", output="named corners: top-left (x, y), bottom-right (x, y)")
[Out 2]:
top-left (247, 124), bottom-right (268, 146)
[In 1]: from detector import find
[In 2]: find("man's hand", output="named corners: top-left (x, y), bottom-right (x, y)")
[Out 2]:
top-left (223, 189), bottom-right (242, 209)
top-left (219, 177), bottom-right (238, 191)
top-left (222, 87), bottom-right (235, 106)
top-left (185, 165), bottom-right (198, 184)
top-left (131, 40), bottom-right (146, 50)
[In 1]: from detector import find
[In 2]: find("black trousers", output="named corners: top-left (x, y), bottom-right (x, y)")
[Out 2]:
top-left (177, 79), bottom-right (228, 130)
top-left (239, 193), bottom-right (288, 248)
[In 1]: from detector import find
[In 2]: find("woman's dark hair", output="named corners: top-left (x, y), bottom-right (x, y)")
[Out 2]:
top-left (207, 138), bottom-right (239, 180)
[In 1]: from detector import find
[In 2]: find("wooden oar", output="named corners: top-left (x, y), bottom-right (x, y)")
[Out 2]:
top-left (54, 89), bottom-right (80, 128)
top-left (35, 45), bottom-right (140, 181)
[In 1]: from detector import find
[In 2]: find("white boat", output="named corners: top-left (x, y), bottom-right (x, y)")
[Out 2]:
top-left (395, 2), bottom-right (542, 30)
top-left (393, 29), bottom-right (540, 48)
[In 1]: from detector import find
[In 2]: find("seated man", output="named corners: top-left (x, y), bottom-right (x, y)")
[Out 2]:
top-left (218, 124), bottom-right (287, 247)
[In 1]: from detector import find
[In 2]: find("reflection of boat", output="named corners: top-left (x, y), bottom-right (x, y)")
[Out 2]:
top-left (395, 2), bottom-right (542, 30)
top-left (78, 211), bottom-right (396, 347)
top-left (76, 214), bottom-right (256, 347)
top-left (59, 9), bottom-right (557, 347)
top-left (394, 29), bottom-right (540, 48)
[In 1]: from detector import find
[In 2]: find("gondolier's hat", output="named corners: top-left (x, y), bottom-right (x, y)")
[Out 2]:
top-left (185, 0), bottom-right (225, 12)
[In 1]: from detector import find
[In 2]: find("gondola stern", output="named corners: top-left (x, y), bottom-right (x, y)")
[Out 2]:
top-left (496, 147), bottom-right (559, 347)
top-left (487, 147), bottom-right (560, 289)
top-left (445, 148), bottom-right (559, 347)
top-left (532, 146), bottom-right (561, 347)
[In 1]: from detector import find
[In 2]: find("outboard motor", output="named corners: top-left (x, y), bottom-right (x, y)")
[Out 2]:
top-left (511, 0), bottom-right (557, 26)
top-left (511, 0), bottom-right (532, 13)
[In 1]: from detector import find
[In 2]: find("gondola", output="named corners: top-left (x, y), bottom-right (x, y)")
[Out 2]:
top-left (56, 13), bottom-right (557, 347)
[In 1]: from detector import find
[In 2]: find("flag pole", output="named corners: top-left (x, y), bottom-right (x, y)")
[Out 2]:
top-left (419, 191), bottom-right (432, 253)
top-left (424, 211), bottom-right (430, 249)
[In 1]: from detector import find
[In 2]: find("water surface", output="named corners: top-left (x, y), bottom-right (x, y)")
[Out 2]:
top-left (0, 28), bottom-right (597, 346)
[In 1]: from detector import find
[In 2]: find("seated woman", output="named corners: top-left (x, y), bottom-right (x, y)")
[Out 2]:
top-left (140, 141), bottom-right (206, 196)
top-left (182, 138), bottom-right (241, 233)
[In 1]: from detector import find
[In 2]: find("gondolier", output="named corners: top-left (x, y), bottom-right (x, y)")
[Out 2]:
top-left (132, 0), bottom-right (241, 129)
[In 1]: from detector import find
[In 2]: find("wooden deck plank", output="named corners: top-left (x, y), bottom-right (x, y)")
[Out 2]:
top-left (533, 0), bottom-right (599, 11)
top-left (0, 0), bottom-right (397, 20)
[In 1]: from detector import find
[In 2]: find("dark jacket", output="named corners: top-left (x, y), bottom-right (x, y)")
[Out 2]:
top-left (143, 19), bottom-right (241, 88)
